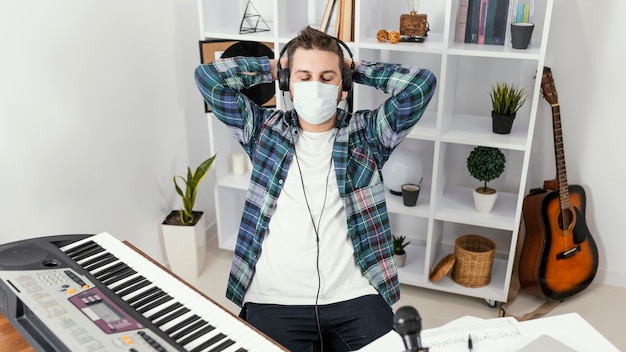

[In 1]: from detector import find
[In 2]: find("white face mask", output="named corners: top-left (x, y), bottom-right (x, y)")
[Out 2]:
top-left (292, 81), bottom-right (340, 125)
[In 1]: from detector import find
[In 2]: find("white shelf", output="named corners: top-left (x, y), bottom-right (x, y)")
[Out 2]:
top-left (436, 186), bottom-right (518, 231)
top-left (440, 114), bottom-right (529, 150)
top-left (199, 0), bottom-right (553, 305)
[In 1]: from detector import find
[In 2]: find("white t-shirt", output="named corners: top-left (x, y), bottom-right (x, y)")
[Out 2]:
top-left (244, 128), bottom-right (377, 305)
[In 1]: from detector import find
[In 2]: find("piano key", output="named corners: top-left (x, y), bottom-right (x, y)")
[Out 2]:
top-left (80, 252), bottom-right (116, 270)
top-left (127, 286), bottom-right (162, 305)
top-left (205, 338), bottom-right (236, 352)
top-left (171, 320), bottom-right (210, 341)
top-left (115, 277), bottom-right (152, 297)
top-left (184, 312), bottom-right (257, 352)
top-left (99, 265), bottom-right (136, 285)
top-left (179, 324), bottom-right (217, 347)
top-left (109, 275), bottom-right (146, 293)
top-left (91, 261), bottom-right (126, 279)
top-left (189, 332), bottom-right (229, 352)
top-left (62, 233), bottom-right (286, 351)
top-left (153, 306), bottom-right (190, 327)
top-left (145, 301), bottom-right (183, 321)
top-left (131, 285), bottom-right (167, 309)
top-left (136, 294), bottom-right (173, 314)
top-left (162, 314), bottom-right (201, 335)
top-left (71, 245), bottom-right (106, 262)
top-left (62, 238), bottom-right (95, 252)
top-left (63, 240), bottom-right (99, 257)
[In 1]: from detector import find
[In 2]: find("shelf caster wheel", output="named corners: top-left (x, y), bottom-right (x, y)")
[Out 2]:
top-left (485, 299), bottom-right (498, 308)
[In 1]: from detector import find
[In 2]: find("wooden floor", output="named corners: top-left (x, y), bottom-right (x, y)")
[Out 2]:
top-left (0, 313), bottom-right (33, 352)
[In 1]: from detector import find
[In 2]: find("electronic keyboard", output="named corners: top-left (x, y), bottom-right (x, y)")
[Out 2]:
top-left (0, 232), bottom-right (285, 352)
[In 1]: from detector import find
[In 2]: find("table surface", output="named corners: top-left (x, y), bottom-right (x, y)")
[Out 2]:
top-left (0, 312), bottom-right (34, 352)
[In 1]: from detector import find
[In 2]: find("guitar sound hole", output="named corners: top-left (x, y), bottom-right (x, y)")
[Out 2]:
top-left (558, 208), bottom-right (574, 231)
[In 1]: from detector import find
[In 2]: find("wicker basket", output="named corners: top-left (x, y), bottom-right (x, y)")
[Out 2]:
top-left (451, 234), bottom-right (496, 288)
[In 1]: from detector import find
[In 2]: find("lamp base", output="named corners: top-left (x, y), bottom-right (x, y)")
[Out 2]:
top-left (400, 36), bottom-right (426, 43)
top-left (400, 13), bottom-right (428, 37)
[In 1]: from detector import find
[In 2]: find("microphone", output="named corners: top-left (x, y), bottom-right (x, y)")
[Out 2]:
top-left (393, 306), bottom-right (428, 352)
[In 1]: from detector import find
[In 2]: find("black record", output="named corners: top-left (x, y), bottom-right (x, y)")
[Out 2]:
top-left (221, 41), bottom-right (275, 106)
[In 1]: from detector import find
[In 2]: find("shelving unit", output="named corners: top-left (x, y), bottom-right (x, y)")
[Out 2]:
top-left (197, 0), bottom-right (554, 304)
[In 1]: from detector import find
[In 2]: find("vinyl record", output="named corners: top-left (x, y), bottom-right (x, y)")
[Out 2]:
top-left (221, 41), bottom-right (275, 106)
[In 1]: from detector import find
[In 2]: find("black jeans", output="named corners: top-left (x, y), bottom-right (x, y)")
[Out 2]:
top-left (243, 294), bottom-right (393, 352)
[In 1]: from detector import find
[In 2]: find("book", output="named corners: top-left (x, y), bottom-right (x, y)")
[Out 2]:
top-left (477, 0), bottom-right (489, 44)
top-left (455, 0), bottom-right (470, 42)
top-left (465, 0), bottom-right (481, 43)
top-left (491, 0), bottom-right (510, 45)
top-left (337, 0), bottom-right (354, 42)
top-left (484, 0), bottom-right (498, 44)
top-left (504, 0), bottom-right (518, 45)
top-left (522, 2), bottom-right (531, 22)
top-left (320, 0), bottom-right (338, 34)
top-left (333, 0), bottom-right (342, 37)
top-left (516, 3), bottom-right (524, 22)
top-left (528, 0), bottom-right (535, 22)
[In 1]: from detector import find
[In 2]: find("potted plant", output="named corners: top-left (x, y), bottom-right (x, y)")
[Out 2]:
top-left (162, 154), bottom-right (216, 279)
top-left (466, 146), bottom-right (506, 213)
top-left (489, 82), bottom-right (527, 134)
top-left (393, 234), bottom-right (411, 267)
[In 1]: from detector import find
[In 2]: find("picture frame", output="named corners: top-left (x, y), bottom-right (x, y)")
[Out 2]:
top-left (198, 39), bottom-right (276, 112)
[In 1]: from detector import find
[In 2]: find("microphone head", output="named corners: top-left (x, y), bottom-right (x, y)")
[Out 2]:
top-left (393, 306), bottom-right (422, 336)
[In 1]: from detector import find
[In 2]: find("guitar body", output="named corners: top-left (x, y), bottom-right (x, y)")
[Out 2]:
top-left (519, 184), bottom-right (599, 300)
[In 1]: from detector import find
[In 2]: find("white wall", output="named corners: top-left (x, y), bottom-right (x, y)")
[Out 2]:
top-left (0, 0), bottom-right (215, 263)
top-left (528, 0), bottom-right (626, 286)
top-left (1, 0), bottom-right (624, 287)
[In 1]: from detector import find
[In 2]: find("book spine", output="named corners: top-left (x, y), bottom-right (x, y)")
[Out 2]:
top-left (491, 0), bottom-right (509, 45)
top-left (504, 0), bottom-right (518, 45)
top-left (465, 0), bottom-right (481, 43)
top-left (522, 3), bottom-right (530, 22)
top-left (484, 0), bottom-right (498, 44)
top-left (516, 3), bottom-right (524, 22)
top-left (477, 0), bottom-right (489, 44)
top-left (456, 0), bottom-right (470, 42)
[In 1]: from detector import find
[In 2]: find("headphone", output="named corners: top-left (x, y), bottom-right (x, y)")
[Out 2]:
top-left (277, 34), bottom-right (355, 92)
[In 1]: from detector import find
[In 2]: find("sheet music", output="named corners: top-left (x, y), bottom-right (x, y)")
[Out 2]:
top-left (421, 316), bottom-right (532, 352)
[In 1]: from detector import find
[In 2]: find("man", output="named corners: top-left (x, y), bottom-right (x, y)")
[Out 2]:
top-left (194, 26), bottom-right (436, 351)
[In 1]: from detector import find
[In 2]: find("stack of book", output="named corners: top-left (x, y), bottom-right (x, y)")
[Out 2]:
top-left (455, 0), bottom-right (535, 45)
top-left (320, 0), bottom-right (355, 42)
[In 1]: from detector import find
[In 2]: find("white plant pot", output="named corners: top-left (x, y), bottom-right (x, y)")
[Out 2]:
top-left (473, 189), bottom-right (498, 213)
top-left (161, 211), bottom-right (206, 280)
top-left (395, 253), bottom-right (407, 267)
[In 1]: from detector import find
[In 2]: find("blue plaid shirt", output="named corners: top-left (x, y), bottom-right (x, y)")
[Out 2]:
top-left (195, 57), bottom-right (436, 307)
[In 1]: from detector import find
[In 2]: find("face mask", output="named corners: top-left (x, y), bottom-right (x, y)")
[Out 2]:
top-left (292, 81), bottom-right (340, 125)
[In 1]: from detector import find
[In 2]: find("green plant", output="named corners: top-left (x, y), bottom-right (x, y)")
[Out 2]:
top-left (466, 146), bottom-right (506, 192)
top-left (489, 82), bottom-right (527, 116)
top-left (392, 235), bottom-right (411, 255)
top-left (173, 154), bottom-right (217, 225)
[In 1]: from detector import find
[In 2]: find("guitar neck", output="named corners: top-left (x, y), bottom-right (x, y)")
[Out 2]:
top-left (551, 103), bottom-right (571, 210)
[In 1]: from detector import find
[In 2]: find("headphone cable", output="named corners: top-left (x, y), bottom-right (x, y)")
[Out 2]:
top-left (292, 125), bottom-right (333, 352)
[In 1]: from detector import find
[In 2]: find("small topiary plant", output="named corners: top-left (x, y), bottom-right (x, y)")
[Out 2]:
top-left (466, 146), bottom-right (506, 194)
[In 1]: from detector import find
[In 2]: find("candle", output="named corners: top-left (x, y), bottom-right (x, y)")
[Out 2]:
top-left (232, 153), bottom-right (245, 176)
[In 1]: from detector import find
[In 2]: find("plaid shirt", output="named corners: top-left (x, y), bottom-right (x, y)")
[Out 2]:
top-left (195, 57), bottom-right (436, 307)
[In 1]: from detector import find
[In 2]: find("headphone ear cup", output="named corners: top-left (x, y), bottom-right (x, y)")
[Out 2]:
top-left (342, 69), bottom-right (354, 92)
top-left (278, 68), bottom-right (290, 91)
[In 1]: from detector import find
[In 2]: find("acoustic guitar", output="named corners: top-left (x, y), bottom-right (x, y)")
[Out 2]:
top-left (518, 67), bottom-right (599, 301)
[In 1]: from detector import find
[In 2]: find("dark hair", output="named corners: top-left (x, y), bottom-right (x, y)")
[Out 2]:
top-left (286, 26), bottom-right (344, 70)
